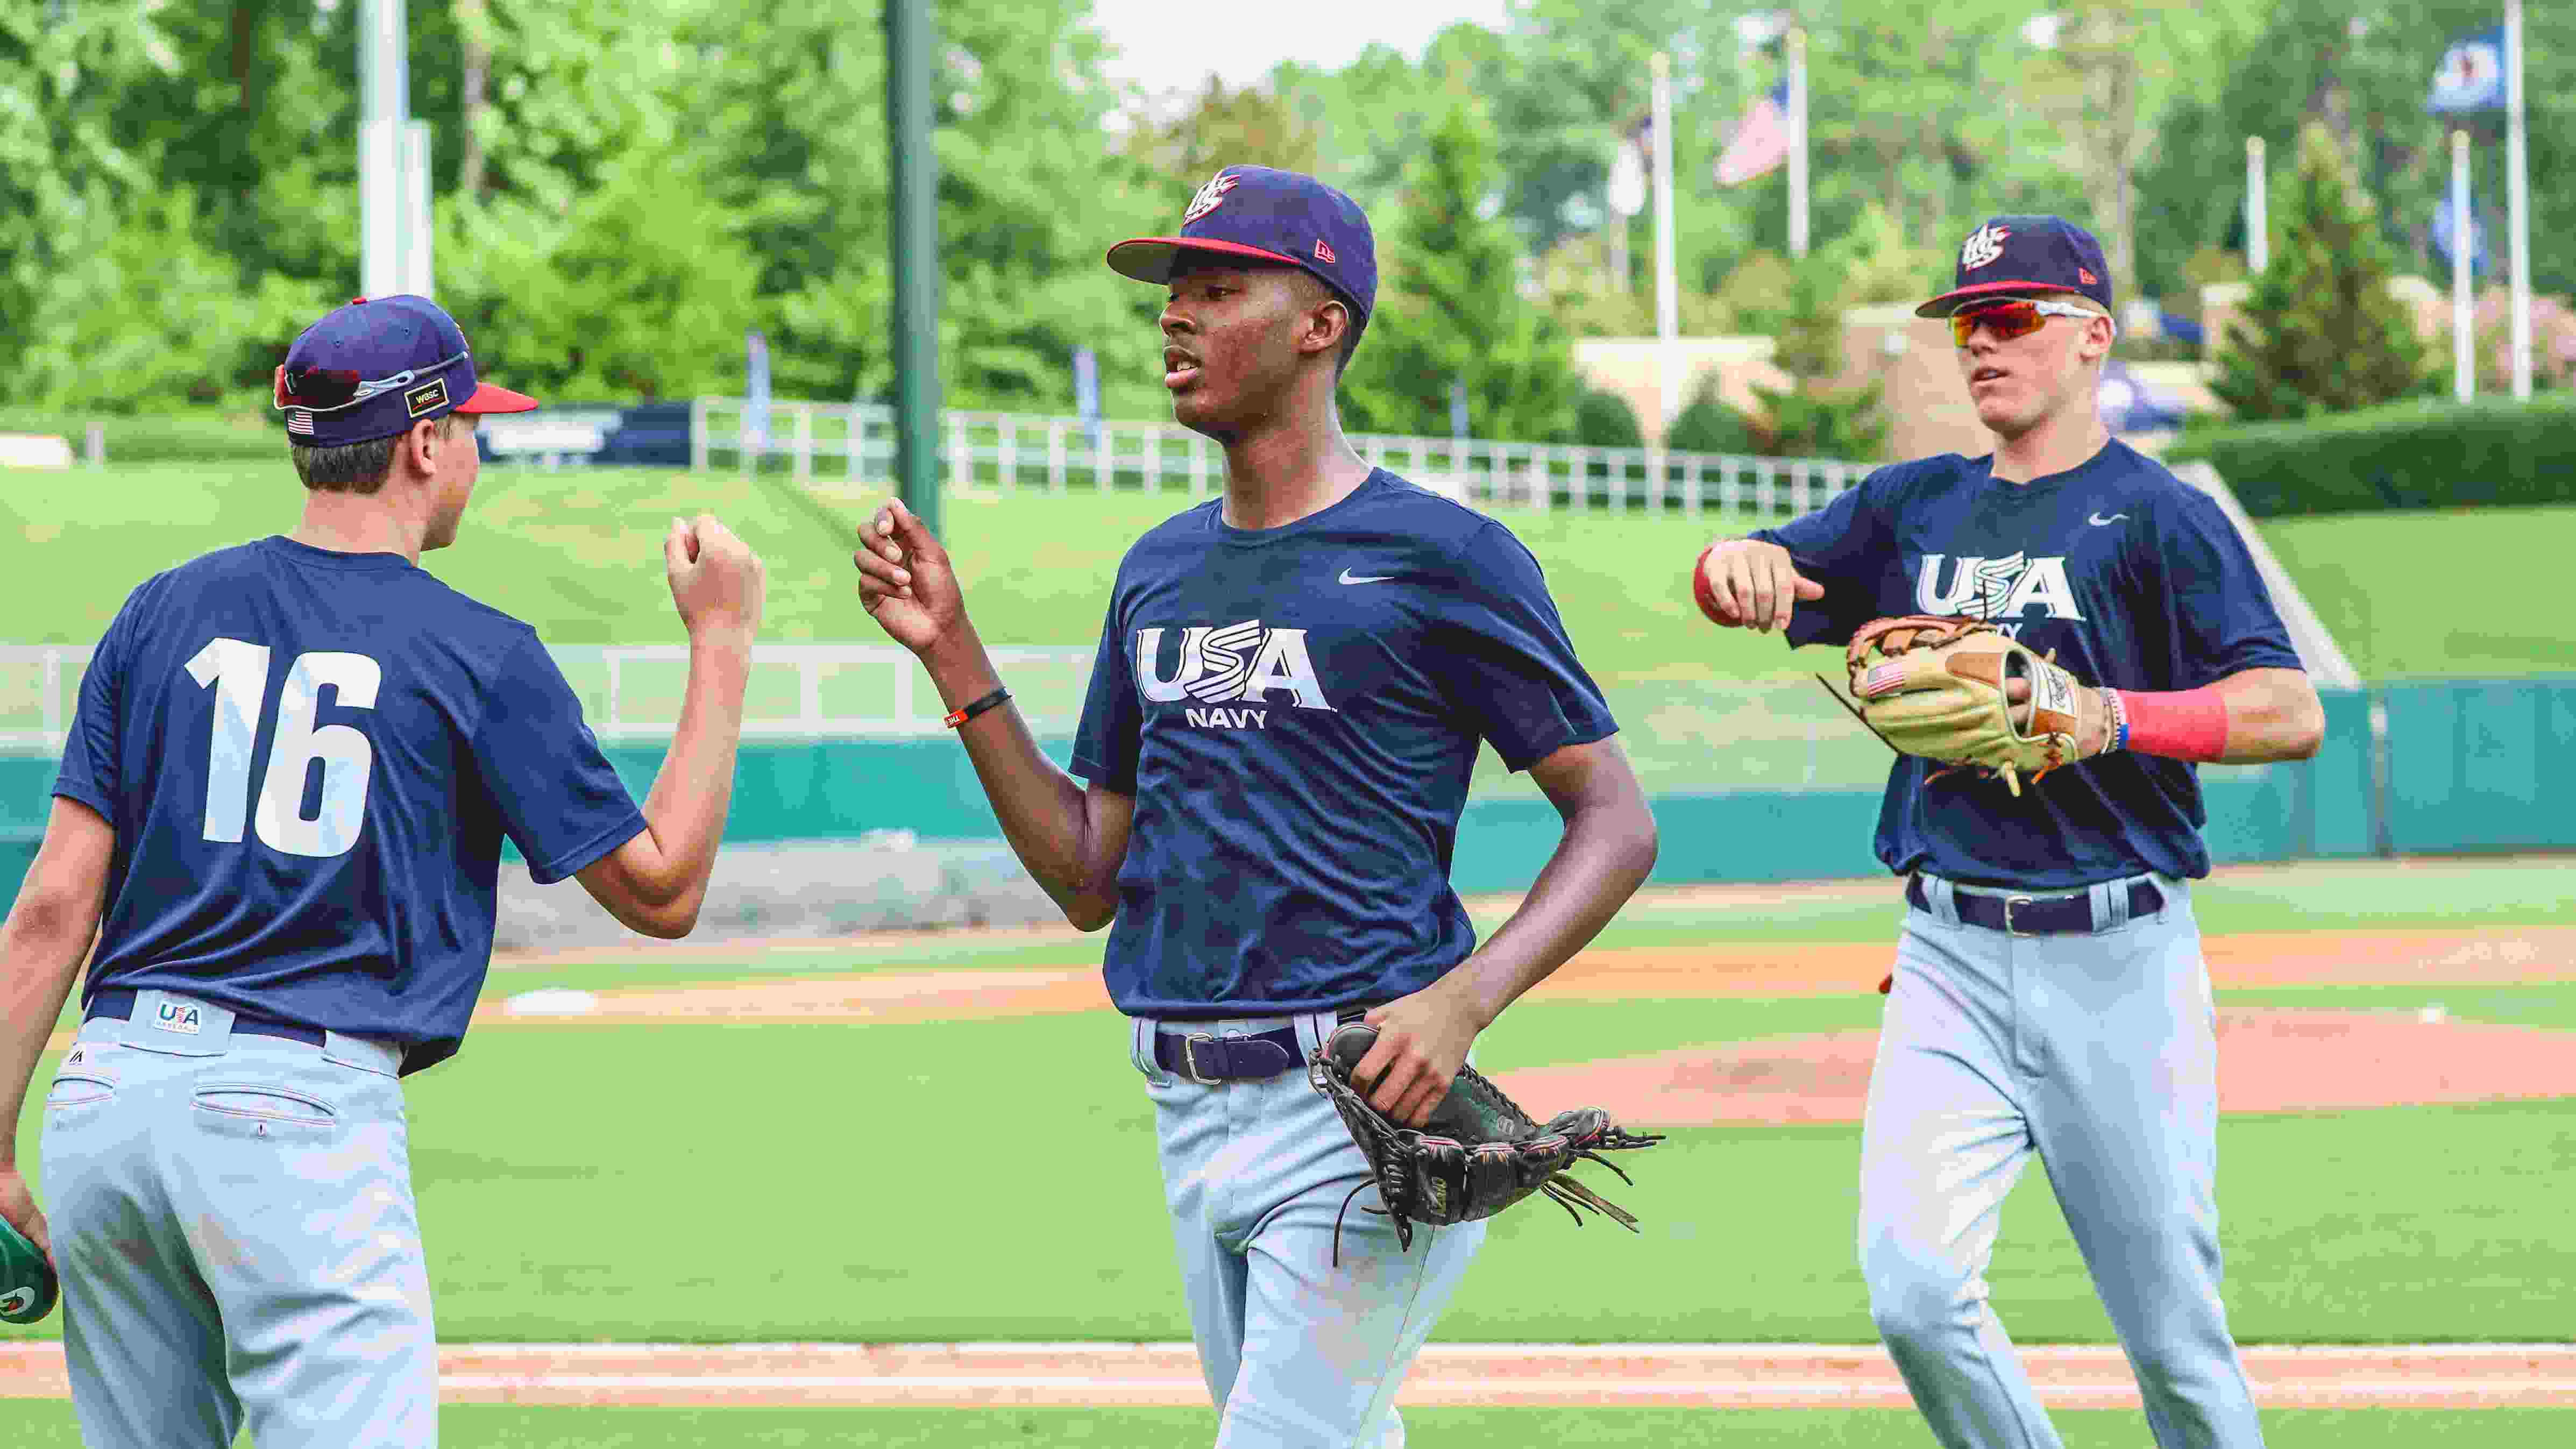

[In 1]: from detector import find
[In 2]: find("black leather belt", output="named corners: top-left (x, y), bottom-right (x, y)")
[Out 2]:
top-left (1153, 1009), bottom-right (1367, 1084)
top-left (1906, 876), bottom-right (2162, 936)
top-left (86, 989), bottom-right (327, 1048)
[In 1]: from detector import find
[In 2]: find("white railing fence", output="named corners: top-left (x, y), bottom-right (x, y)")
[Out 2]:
top-left (689, 398), bottom-right (1873, 519)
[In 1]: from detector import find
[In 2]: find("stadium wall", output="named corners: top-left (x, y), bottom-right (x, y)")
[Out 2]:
top-left (4, 682), bottom-right (2568, 911)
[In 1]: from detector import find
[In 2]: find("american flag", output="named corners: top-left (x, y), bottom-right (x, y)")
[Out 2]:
top-left (1713, 82), bottom-right (1791, 188)
top-left (286, 409), bottom-right (314, 436)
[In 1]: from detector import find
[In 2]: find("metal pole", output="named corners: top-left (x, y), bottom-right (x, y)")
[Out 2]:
top-left (1787, 29), bottom-right (1809, 258)
top-left (357, 0), bottom-right (407, 299)
top-left (886, 0), bottom-right (943, 533)
top-left (2505, 0), bottom-right (2531, 399)
top-left (2452, 130), bottom-right (2474, 404)
top-left (1650, 52), bottom-right (1679, 430)
top-left (2244, 136), bottom-right (2266, 273)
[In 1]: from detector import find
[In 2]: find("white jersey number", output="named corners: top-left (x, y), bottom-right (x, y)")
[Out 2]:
top-left (184, 639), bottom-right (382, 859)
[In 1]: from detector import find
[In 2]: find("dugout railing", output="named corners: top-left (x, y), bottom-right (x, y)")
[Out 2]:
top-left (686, 397), bottom-right (1874, 518)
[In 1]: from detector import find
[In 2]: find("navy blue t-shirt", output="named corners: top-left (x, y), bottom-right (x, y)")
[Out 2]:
top-left (1753, 441), bottom-right (2303, 888)
top-left (52, 536), bottom-right (647, 1072)
top-left (1071, 471), bottom-right (1616, 1018)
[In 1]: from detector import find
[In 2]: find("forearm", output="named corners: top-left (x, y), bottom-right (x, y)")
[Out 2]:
top-left (0, 905), bottom-right (97, 1166)
top-left (630, 634), bottom-right (754, 911)
top-left (920, 626), bottom-right (1114, 920)
top-left (2109, 667), bottom-right (2323, 766)
top-left (1439, 798), bottom-right (1659, 1030)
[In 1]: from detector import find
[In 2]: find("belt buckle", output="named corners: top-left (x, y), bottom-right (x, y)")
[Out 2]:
top-left (1181, 1033), bottom-right (1223, 1086)
top-left (2004, 896), bottom-right (2036, 936)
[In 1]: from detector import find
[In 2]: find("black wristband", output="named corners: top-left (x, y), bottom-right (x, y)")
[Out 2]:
top-left (943, 686), bottom-right (1011, 730)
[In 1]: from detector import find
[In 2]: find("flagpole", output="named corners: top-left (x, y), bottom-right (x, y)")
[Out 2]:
top-left (1651, 51), bottom-right (1679, 428)
top-left (2453, 129), bottom-right (2474, 403)
top-left (1787, 27), bottom-right (1808, 259)
top-left (2244, 137), bottom-right (2266, 272)
top-left (2505, 0), bottom-right (2531, 399)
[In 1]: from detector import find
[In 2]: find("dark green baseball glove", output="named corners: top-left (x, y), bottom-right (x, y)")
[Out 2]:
top-left (1308, 1021), bottom-right (1664, 1266)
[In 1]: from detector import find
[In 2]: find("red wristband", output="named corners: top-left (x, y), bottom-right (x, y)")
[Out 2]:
top-left (2114, 687), bottom-right (2229, 763)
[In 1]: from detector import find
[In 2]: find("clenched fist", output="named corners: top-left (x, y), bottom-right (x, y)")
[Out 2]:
top-left (1692, 538), bottom-right (1824, 635)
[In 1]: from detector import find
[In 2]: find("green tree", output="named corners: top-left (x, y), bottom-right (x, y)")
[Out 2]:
top-left (1341, 93), bottom-right (1585, 442)
top-left (2210, 123), bottom-right (2431, 421)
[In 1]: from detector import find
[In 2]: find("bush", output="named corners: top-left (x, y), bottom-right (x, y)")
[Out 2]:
top-left (1569, 389), bottom-right (1643, 448)
top-left (2164, 395), bottom-right (2576, 516)
top-left (2209, 124), bottom-right (2430, 421)
top-left (0, 410), bottom-right (284, 463)
top-left (1665, 382), bottom-right (1762, 454)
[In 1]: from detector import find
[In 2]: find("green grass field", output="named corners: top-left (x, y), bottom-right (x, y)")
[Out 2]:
top-left (0, 1403), bottom-right (2567, 1448)
top-left (14, 463), bottom-right (2576, 688)
top-left (0, 859), bottom-right (2567, 1442)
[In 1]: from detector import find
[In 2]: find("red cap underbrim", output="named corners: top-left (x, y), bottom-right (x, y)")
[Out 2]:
top-left (1105, 236), bottom-right (1303, 284)
top-left (1914, 280), bottom-right (2086, 318)
top-left (453, 381), bottom-right (540, 414)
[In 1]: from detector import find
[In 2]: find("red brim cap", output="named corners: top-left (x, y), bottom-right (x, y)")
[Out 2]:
top-left (1105, 235), bottom-right (1304, 285)
top-left (453, 381), bottom-right (540, 414)
top-left (1914, 280), bottom-right (2087, 318)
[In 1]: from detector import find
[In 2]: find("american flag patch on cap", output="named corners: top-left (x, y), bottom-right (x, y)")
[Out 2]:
top-left (286, 410), bottom-right (314, 436)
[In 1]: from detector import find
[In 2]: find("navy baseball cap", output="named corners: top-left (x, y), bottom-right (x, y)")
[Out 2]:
top-left (1916, 215), bottom-right (2114, 318)
top-left (1106, 165), bottom-right (1376, 325)
top-left (273, 294), bottom-right (537, 446)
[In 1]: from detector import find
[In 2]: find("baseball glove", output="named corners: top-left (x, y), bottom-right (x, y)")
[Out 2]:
top-left (1308, 1022), bottom-right (1664, 1266)
top-left (1841, 614), bottom-right (2097, 796)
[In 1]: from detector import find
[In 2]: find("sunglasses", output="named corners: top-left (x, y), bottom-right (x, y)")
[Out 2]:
top-left (1949, 298), bottom-right (2103, 346)
top-left (272, 351), bottom-right (467, 412)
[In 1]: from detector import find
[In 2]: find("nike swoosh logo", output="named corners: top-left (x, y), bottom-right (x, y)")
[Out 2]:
top-left (1338, 569), bottom-right (1396, 585)
top-left (2088, 512), bottom-right (2128, 526)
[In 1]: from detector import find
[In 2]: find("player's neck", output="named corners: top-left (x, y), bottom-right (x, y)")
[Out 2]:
top-left (1988, 403), bottom-right (2111, 485)
top-left (292, 492), bottom-right (431, 564)
top-left (1218, 402), bottom-right (1373, 531)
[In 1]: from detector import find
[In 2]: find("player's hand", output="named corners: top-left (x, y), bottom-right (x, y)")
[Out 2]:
top-left (0, 1164), bottom-right (51, 1266)
top-left (1352, 977), bottom-right (1486, 1128)
top-left (2003, 676), bottom-right (2118, 758)
top-left (1693, 538), bottom-right (1823, 635)
top-left (664, 514), bottom-right (767, 647)
top-left (853, 498), bottom-right (970, 659)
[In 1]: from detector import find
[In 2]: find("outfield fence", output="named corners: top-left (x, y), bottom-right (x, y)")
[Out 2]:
top-left (688, 397), bottom-right (1874, 519)
top-left (0, 642), bottom-right (1894, 792)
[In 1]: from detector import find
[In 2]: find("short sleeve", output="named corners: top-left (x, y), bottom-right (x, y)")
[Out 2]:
top-left (2156, 488), bottom-right (2305, 686)
top-left (1425, 522), bottom-right (1617, 771)
top-left (51, 586), bottom-right (147, 820)
top-left (1751, 470), bottom-right (1894, 648)
top-left (467, 633), bottom-right (647, 884)
top-left (1069, 593), bottom-right (1140, 794)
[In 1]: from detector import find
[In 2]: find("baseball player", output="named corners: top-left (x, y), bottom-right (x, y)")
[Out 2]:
top-left (1694, 216), bottom-right (2325, 1448)
top-left (0, 294), bottom-right (765, 1448)
top-left (853, 165), bottom-right (1659, 1447)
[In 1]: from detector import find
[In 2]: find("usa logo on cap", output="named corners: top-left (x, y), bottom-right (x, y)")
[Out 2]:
top-left (1182, 172), bottom-right (1239, 224)
top-left (1961, 224), bottom-right (2010, 271)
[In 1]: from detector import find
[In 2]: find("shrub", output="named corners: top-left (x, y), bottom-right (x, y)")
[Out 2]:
top-left (2209, 123), bottom-right (2430, 421)
top-left (1664, 381), bottom-right (1762, 454)
top-left (2164, 395), bottom-right (2576, 515)
top-left (1570, 389), bottom-right (1643, 448)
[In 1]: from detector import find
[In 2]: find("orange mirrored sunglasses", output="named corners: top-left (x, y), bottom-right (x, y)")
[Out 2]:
top-left (1949, 297), bottom-right (2103, 346)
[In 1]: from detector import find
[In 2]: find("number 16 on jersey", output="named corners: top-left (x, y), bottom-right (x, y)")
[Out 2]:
top-left (185, 637), bottom-right (380, 860)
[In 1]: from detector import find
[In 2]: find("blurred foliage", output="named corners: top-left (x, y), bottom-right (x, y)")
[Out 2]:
top-left (2210, 123), bottom-right (2432, 421)
top-left (1664, 379), bottom-right (1762, 454)
top-left (1570, 390), bottom-right (1644, 448)
top-left (2167, 395), bottom-right (2576, 514)
top-left (1340, 90), bottom-right (1586, 443)
top-left (3, 0), bottom-right (2571, 438)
